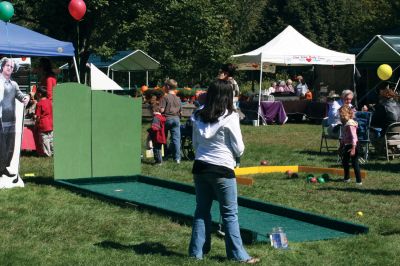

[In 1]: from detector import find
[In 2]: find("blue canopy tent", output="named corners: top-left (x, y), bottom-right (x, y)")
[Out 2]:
top-left (0, 21), bottom-right (79, 82)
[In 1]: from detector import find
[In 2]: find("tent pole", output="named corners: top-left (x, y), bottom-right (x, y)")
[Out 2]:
top-left (258, 62), bottom-right (263, 125)
top-left (146, 71), bottom-right (149, 86)
top-left (73, 56), bottom-right (81, 83)
top-left (394, 64), bottom-right (400, 92)
top-left (107, 67), bottom-right (110, 77)
top-left (353, 64), bottom-right (358, 107)
top-left (128, 72), bottom-right (131, 89)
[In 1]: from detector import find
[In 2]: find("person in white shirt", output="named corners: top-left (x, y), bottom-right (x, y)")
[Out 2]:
top-left (327, 90), bottom-right (354, 138)
top-left (189, 79), bottom-right (259, 264)
top-left (295, 75), bottom-right (309, 97)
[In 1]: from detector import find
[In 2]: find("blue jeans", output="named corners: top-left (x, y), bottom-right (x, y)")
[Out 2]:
top-left (189, 173), bottom-right (250, 261)
top-left (165, 117), bottom-right (181, 161)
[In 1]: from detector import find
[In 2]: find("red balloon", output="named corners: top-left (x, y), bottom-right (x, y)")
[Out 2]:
top-left (68, 0), bottom-right (86, 21)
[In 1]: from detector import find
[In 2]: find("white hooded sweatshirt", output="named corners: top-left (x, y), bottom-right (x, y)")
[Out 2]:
top-left (191, 110), bottom-right (244, 170)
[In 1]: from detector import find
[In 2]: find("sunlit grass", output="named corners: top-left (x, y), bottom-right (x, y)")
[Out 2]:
top-left (2, 122), bottom-right (399, 265)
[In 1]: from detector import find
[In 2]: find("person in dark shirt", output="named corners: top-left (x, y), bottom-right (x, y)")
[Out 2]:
top-left (160, 79), bottom-right (182, 163)
top-left (371, 87), bottom-right (400, 134)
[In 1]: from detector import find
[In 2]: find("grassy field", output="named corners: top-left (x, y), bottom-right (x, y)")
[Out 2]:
top-left (1, 122), bottom-right (400, 265)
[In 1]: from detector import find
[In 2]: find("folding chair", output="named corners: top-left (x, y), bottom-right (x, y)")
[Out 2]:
top-left (319, 117), bottom-right (340, 153)
top-left (354, 111), bottom-right (372, 161)
top-left (385, 122), bottom-right (400, 161)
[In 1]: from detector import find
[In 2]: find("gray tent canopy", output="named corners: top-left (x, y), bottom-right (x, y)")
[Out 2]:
top-left (356, 35), bottom-right (400, 93)
top-left (357, 35), bottom-right (400, 64)
top-left (87, 50), bottom-right (160, 87)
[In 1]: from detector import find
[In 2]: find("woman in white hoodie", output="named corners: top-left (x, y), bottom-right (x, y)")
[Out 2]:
top-left (188, 80), bottom-right (259, 264)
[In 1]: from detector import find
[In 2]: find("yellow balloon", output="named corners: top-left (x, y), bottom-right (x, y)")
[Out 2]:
top-left (377, 64), bottom-right (392, 81)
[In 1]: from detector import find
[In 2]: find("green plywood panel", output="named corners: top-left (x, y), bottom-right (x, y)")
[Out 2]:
top-left (54, 83), bottom-right (92, 179)
top-left (91, 91), bottom-right (142, 177)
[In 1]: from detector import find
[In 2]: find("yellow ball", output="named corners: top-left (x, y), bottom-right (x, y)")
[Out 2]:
top-left (357, 211), bottom-right (363, 216)
top-left (377, 64), bottom-right (392, 81)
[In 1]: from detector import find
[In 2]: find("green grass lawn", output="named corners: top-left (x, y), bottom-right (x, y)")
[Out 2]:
top-left (1, 123), bottom-right (400, 265)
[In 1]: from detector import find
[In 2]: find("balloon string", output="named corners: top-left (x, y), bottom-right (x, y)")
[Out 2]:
top-left (77, 21), bottom-right (80, 67)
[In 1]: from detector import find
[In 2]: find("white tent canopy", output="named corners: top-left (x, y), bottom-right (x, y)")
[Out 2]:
top-left (232, 25), bottom-right (355, 67)
top-left (231, 25), bottom-right (355, 121)
top-left (88, 50), bottom-right (160, 88)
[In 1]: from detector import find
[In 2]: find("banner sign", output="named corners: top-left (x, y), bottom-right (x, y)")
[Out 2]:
top-left (237, 63), bottom-right (276, 73)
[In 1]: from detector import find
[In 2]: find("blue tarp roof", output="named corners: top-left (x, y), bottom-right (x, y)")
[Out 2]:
top-left (0, 21), bottom-right (75, 57)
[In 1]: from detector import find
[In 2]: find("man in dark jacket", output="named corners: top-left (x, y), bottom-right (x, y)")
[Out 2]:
top-left (371, 87), bottom-right (400, 134)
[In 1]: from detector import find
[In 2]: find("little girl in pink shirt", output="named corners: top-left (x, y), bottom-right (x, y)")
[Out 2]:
top-left (339, 105), bottom-right (362, 185)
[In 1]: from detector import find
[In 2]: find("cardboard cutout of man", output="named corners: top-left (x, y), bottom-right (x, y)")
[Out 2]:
top-left (0, 57), bottom-right (29, 186)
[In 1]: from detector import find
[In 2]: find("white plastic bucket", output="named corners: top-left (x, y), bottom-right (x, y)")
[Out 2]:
top-left (252, 120), bottom-right (259, 127)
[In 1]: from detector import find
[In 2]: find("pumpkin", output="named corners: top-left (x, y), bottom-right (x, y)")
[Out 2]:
top-left (305, 91), bottom-right (313, 100)
top-left (141, 85), bottom-right (149, 93)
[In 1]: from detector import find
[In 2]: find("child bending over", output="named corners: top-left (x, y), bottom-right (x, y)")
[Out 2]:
top-left (147, 104), bottom-right (166, 165)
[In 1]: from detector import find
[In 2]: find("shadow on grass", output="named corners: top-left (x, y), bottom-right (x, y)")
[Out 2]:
top-left (95, 241), bottom-right (184, 257)
top-left (319, 187), bottom-right (400, 196)
top-left (23, 176), bottom-right (55, 185)
top-left (361, 162), bottom-right (400, 173)
top-left (20, 150), bottom-right (39, 157)
top-left (297, 150), bottom-right (340, 163)
top-left (95, 241), bottom-right (236, 263)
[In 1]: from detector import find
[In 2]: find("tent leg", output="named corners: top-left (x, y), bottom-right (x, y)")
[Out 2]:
top-left (73, 56), bottom-right (81, 83)
top-left (353, 64), bottom-right (358, 107)
top-left (146, 71), bottom-right (149, 86)
top-left (258, 62), bottom-right (263, 124)
top-left (128, 72), bottom-right (131, 89)
top-left (394, 65), bottom-right (400, 92)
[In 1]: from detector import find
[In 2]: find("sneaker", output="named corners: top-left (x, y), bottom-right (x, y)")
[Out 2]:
top-left (343, 178), bottom-right (351, 183)
top-left (356, 182), bottom-right (363, 186)
top-left (242, 257), bottom-right (260, 264)
top-left (175, 159), bottom-right (181, 164)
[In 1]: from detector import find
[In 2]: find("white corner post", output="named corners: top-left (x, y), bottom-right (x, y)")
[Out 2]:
top-left (128, 71), bottom-right (131, 89)
top-left (73, 56), bottom-right (81, 83)
top-left (257, 61), bottom-right (264, 124)
top-left (353, 64), bottom-right (358, 107)
top-left (394, 64), bottom-right (400, 92)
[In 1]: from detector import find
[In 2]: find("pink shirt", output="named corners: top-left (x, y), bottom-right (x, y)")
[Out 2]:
top-left (341, 119), bottom-right (358, 146)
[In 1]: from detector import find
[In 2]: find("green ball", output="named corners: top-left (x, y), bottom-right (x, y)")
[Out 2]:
top-left (0, 1), bottom-right (14, 22)
top-left (317, 177), bottom-right (325, 183)
top-left (321, 173), bottom-right (330, 180)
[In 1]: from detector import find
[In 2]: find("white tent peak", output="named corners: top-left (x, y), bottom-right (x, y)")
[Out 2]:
top-left (90, 63), bottom-right (123, 91)
top-left (232, 25), bottom-right (355, 66)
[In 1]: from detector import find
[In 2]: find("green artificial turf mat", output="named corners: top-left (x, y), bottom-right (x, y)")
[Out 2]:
top-left (57, 176), bottom-right (367, 243)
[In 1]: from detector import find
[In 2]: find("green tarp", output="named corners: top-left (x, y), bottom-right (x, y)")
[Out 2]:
top-left (53, 83), bottom-right (142, 179)
top-left (357, 35), bottom-right (400, 64)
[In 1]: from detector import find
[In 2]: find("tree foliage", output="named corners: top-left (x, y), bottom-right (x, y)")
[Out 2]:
top-left (8, 0), bottom-right (400, 85)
